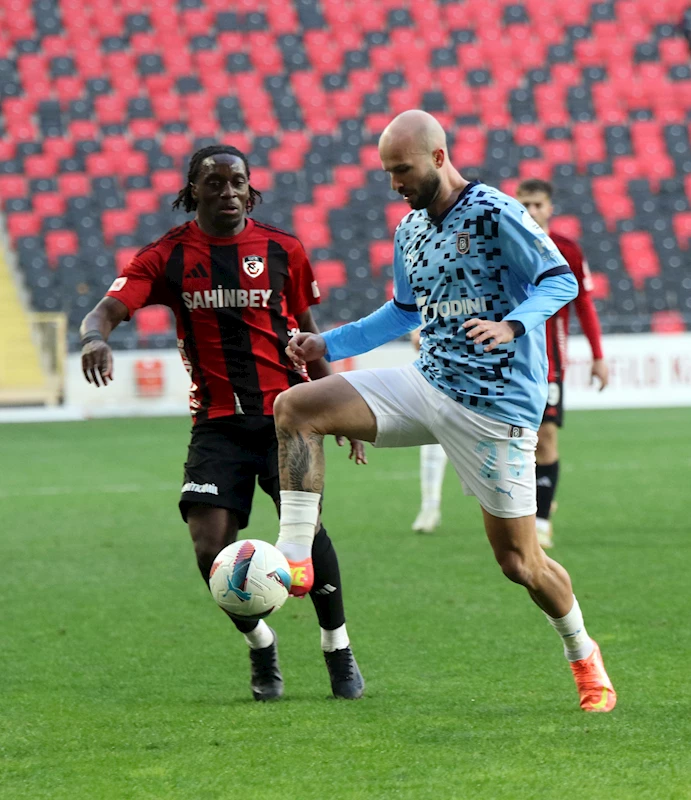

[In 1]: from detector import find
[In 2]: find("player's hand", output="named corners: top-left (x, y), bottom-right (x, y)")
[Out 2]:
top-left (81, 340), bottom-right (113, 386)
top-left (463, 319), bottom-right (515, 353)
top-left (335, 436), bottom-right (368, 465)
top-left (286, 332), bottom-right (326, 368)
top-left (591, 358), bottom-right (609, 391)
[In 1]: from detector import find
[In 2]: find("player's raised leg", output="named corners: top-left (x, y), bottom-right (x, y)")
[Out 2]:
top-left (412, 444), bottom-right (448, 533)
top-left (482, 510), bottom-right (616, 712)
top-left (187, 505), bottom-right (283, 701)
top-left (536, 420), bottom-right (559, 549)
top-left (273, 374), bottom-right (378, 592)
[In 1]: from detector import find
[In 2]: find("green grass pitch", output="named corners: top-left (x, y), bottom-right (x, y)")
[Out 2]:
top-left (1, 409), bottom-right (690, 799)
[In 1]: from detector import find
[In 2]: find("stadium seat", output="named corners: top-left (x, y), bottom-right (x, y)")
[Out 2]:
top-left (313, 260), bottom-right (346, 300)
top-left (135, 305), bottom-right (174, 338)
top-left (1, 0), bottom-right (688, 339)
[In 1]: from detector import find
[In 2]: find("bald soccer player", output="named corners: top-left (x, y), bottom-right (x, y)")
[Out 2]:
top-left (270, 111), bottom-right (617, 712)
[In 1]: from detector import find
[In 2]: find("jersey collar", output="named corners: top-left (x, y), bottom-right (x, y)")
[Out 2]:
top-left (190, 217), bottom-right (255, 245)
top-left (428, 180), bottom-right (480, 228)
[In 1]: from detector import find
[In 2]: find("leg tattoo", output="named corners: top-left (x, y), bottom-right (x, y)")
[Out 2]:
top-left (277, 428), bottom-right (325, 493)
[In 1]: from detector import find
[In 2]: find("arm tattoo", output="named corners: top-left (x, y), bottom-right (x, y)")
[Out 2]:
top-left (277, 428), bottom-right (325, 493)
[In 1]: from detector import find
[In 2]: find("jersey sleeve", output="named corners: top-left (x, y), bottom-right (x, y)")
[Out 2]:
top-left (285, 240), bottom-right (320, 316)
top-left (106, 244), bottom-right (169, 319)
top-left (498, 201), bottom-right (571, 286)
top-left (392, 232), bottom-right (417, 311)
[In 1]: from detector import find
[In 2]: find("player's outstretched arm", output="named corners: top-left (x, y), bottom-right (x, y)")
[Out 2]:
top-left (293, 310), bottom-right (367, 465)
top-left (80, 297), bottom-right (129, 386)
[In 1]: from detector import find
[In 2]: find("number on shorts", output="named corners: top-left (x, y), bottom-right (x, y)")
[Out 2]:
top-left (507, 440), bottom-right (526, 478)
top-left (476, 440), bottom-right (500, 481)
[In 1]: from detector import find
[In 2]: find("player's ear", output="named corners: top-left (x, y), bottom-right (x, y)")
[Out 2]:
top-left (433, 148), bottom-right (445, 169)
top-left (190, 182), bottom-right (198, 202)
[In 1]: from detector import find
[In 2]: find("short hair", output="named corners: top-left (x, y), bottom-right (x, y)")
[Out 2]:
top-left (516, 178), bottom-right (553, 198)
top-left (172, 145), bottom-right (262, 213)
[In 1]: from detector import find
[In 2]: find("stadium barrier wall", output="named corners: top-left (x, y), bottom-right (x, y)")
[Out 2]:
top-left (0, 333), bottom-right (689, 423)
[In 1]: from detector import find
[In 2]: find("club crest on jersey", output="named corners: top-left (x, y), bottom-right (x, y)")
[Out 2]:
top-left (242, 255), bottom-right (264, 278)
top-left (456, 233), bottom-right (470, 255)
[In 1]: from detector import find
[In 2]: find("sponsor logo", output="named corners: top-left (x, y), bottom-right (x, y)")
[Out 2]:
top-left (456, 232), bottom-right (470, 255)
top-left (495, 485), bottom-right (514, 499)
top-left (181, 481), bottom-right (219, 495)
top-left (547, 382), bottom-right (561, 406)
top-left (182, 287), bottom-right (272, 310)
top-left (509, 425), bottom-right (523, 439)
top-left (313, 584), bottom-right (337, 596)
top-left (311, 280), bottom-right (320, 298)
top-left (109, 277), bottom-right (128, 292)
top-left (242, 254), bottom-right (264, 278)
top-left (416, 293), bottom-right (490, 322)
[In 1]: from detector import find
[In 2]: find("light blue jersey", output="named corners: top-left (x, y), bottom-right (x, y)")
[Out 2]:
top-left (323, 182), bottom-right (578, 430)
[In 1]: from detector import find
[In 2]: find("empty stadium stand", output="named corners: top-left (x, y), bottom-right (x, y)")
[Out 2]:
top-left (0, 0), bottom-right (690, 352)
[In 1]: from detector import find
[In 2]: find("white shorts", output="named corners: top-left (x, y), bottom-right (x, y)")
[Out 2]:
top-left (341, 364), bottom-right (538, 519)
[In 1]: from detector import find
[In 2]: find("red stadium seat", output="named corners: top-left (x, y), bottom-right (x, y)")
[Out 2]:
top-left (385, 202), bottom-right (410, 234)
top-left (332, 166), bottom-right (364, 189)
top-left (135, 306), bottom-right (173, 338)
top-left (312, 184), bottom-right (350, 209)
top-left (102, 210), bottom-right (137, 245)
top-left (313, 260), bottom-right (346, 300)
top-left (43, 137), bottom-right (74, 160)
top-left (672, 212), bottom-right (691, 249)
top-left (550, 216), bottom-right (582, 241)
top-left (619, 232), bottom-right (660, 289)
top-left (369, 240), bottom-right (394, 277)
top-left (651, 310), bottom-right (686, 333)
top-left (58, 173), bottom-right (91, 198)
top-left (0, 175), bottom-right (27, 201)
top-left (7, 213), bottom-right (41, 240)
top-left (33, 193), bottom-right (67, 218)
top-left (127, 190), bottom-right (159, 214)
top-left (519, 160), bottom-right (552, 181)
top-left (24, 154), bottom-right (59, 179)
top-left (294, 221), bottom-right (331, 250)
top-left (45, 230), bottom-right (79, 266)
top-left (588, 272), bottom-right (610, 301)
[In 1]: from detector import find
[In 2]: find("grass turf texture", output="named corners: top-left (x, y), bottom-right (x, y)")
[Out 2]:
top-left (1, 409), bottom-right (690, 800)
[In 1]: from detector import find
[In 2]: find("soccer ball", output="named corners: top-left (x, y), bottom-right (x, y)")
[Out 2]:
top-left (209, 539), bottom-right (292, 620)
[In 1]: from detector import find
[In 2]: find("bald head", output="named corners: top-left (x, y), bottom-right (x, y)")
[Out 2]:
top-left (379, 110), bottom-right (447, 158)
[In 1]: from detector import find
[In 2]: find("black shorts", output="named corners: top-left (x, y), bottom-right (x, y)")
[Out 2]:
top-left (542, 379), bottom-right (564, 428)
top-left (180, 416), bottom-right (279, 528)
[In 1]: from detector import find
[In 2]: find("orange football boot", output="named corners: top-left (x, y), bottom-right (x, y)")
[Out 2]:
top-left (286, 557), bottom-right (314, 597)
top-left (569, 640), bottom-right (617, 712)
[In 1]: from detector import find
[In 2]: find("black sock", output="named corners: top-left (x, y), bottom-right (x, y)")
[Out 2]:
top-left (309, 525), bottom-right (346, 630)
top-left (536, 460), bottom-right (559, 520)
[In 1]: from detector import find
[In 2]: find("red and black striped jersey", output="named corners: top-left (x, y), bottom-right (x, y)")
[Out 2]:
top-left (107, 218), bottom-right (320, 421)
top-left (547, 231), bottom-right (603, 382)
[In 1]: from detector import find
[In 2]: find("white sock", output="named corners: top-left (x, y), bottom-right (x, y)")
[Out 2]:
top-left (420, 444), bottom-right (447, 511)
top-left (243, 620), bottom-right (274, 650)
top-left (545, 596), bottom-right (595, 662)
top-left (277, 490), bottom-right (320, 562)
top-left (321, 623), bottom-right (349, 652)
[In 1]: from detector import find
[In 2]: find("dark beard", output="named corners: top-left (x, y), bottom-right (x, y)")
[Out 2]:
top-left (409, 170), bottom-right (441, 210)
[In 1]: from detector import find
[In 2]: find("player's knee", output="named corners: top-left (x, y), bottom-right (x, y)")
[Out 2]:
top-left (496, 550), bottom-right (538, 588)
top-left (274, 385), bottom-right (317, 432)
top-left (274, 387), bottom-right (302, 430)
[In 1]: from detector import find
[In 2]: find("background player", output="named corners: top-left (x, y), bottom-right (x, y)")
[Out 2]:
top-left (410, 327), bottom-right (448, 533)
top-left (272, 111), bottom-right (616, 713)
top-left (79, 145), bottom-right (365, 702)
top-left (516, 179), bottom-right (609, 549)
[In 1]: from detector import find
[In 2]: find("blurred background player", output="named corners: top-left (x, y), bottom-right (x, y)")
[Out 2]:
top-left (410, 327), bottom-right (448, 533)
top-left (79, 144), bottom-right (365, 702)
top-left (516, 179), bottom-right (609, 549)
